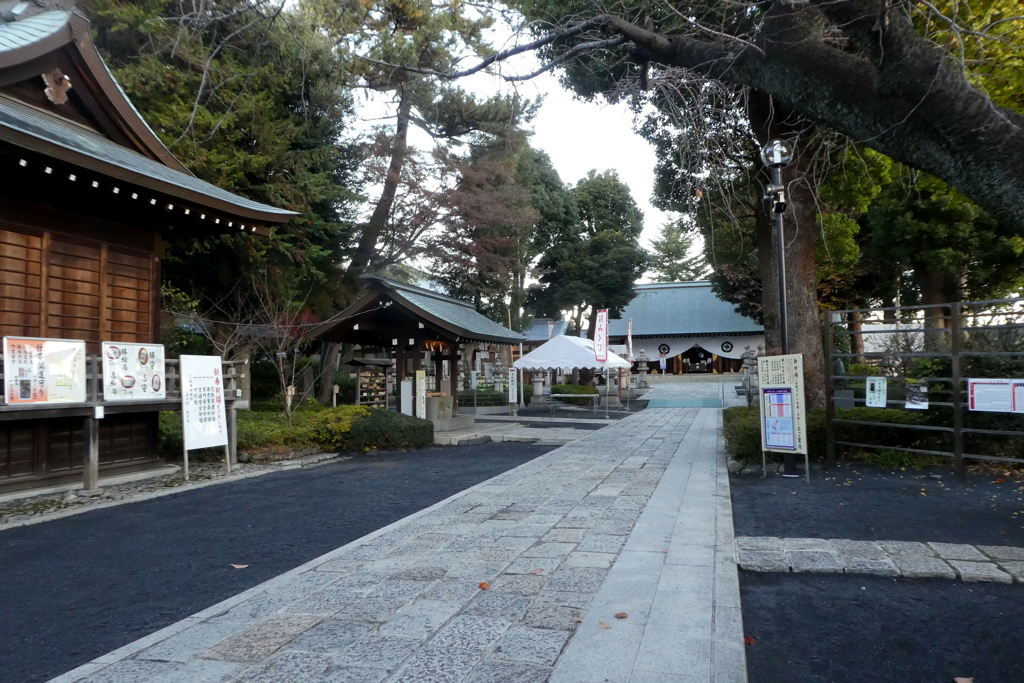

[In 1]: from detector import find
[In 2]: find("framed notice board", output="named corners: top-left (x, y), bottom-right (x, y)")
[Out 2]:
top-left (757, 354), bottom-right (809, 480)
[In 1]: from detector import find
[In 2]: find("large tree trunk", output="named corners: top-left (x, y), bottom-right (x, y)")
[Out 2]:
top-left (915, 267), bottom-right (956, 352)
top-left (748, 97), bottom-right (827, 410)
top-left (848, 310), bottom-right (865, 364)
top-left (339, 87), bottom-right (413, 300)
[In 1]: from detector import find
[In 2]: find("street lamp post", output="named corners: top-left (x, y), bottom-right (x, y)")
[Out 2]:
top-left (761, 139), bottom-right (794, 355)
top-left (761, 139), bottom-right (800, 478)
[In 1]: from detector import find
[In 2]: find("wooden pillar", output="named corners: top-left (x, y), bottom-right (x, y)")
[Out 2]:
top-left (83, 416), bottom-right (99, 491)
top-left (434, 352), bottom-right (444, 393)
top-left (396, 345), bottom-right (406, 409)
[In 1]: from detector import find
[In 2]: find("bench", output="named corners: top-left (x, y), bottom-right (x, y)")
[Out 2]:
top-left (547, 393), bottom-right (601, 413)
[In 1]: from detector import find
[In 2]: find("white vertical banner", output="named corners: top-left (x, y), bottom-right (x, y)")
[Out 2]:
top-left (180, 355), bottom-right (228, 450)
top-left (415, 369), bottom-right (426, 418)
top-left (508, 368), bottom-right (518, 404)
top-left (401, 378), bottom-right (414, 416)
top-left (548, 322), bottom-right (555, 339)
top-left (594, 309), bottom-right (609, 362)
top-left (627, 319), bottom-right (634, 362)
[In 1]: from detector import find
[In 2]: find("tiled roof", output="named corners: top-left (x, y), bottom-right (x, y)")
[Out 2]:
top-left (609, 281), bottom-right (762, 337)
top-left (0, 8), bottom-right (68, 54)
top-left (370, 276), bottom-right (526, 345)
top-left (523, 318), bottom-right (569, 342)
top-left (0, 94), bottom-right (295, 220)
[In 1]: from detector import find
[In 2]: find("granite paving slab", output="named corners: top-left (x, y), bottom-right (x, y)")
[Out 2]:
top-left (52, 380), bottom-right (748, 683)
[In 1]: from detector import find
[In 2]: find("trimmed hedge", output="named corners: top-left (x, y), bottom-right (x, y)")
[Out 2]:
top-left (550, 383), bottom-right (599, 406)
top-left (159, 405), bottom-right (433, 458)
top-left (723, 406), bottom-right (930, 464)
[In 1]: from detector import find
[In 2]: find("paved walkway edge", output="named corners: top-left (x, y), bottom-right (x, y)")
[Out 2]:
top-left (549, 407), bottom-right (747, 683)
top-left (47, 446), bottom-right (568, 683)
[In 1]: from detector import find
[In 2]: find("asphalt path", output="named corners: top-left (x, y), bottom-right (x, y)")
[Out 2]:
top-left (731, 462), bottom-right (1024, 682)
top-left (0, 442), bottom-right (554, 683)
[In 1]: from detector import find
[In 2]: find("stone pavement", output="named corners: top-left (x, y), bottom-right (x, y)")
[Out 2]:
top-left (52, 379), bottom-right (745, 683)
top-left (737, 536), bottom-right (1024, 583)
top-left (432, 419), bottom-right (610, 447)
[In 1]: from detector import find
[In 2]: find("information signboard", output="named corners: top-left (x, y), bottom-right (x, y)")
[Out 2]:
top-left (594, 309), bottom-right (609, 362)
top-left (865, 377), bottom-right (887, 408)
top-left (179, 355), bottom-right (228, 450)
top-left (968, 378), bottom-right (1024, 414)
top-left (415, 369), bottom-right (426, 418)
top-left (508, 368), bottom-right (518, 404)
top-left (757, 354), bottom-right (807, 455)
top-left (2, 337), bottom-right (86, 405)
top-left (101, 342), bottom-right (166, 401)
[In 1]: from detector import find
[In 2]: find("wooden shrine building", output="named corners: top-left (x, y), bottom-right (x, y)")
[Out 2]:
top-left (0, 1), bottom-right (293, 494)
top-left (312, 275), bottom-right (526, 418)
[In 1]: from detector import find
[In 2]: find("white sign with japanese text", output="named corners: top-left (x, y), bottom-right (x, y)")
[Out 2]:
top-left (102, 342), bottom-right (166, 401)
top-left (594, 309), bottom-right (609, 362)
top-left (757, 354), bottom-right (807, 455)
top-left (865, 377), bottom-right (887, 408)
top-left (508, 368), bottom-right (518, 404)
top-left (180, 355), bottom-right (228, 450)
top-left (3, 337), bottom-right (86, 404)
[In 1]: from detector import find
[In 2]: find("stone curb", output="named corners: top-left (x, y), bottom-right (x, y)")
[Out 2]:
top-left (737, 536), bottom-right (1021, 583)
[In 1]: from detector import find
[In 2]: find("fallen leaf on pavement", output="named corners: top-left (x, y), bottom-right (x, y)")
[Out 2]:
top-left (479, 582), bottom-right (490, 590)
top-left (615, 612), bottom-right (629, 619)
top-left (230, 564), bottom-right (248, 569)
top-left (598, 622), bottom-right (611, 629)
top-left (992, 479), bottom-right (1005, 484)
top-left (572, 616), bottom-right (584, 623)
top-left (953, 677), bottom-right (974, 683)
top-left (745, 637), bottom-right (755, 645)
top-left (530, 569), bottom-right (544, 574)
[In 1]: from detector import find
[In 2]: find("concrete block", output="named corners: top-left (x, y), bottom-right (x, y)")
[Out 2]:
top-left (464, 593), bottom-right (531, 620)
top-left (784, 538), bottom-right (834, 552)
top-left (737, 550), bottom-right (789, 573)
top-left (889, 554), bottom-right (955, 579)
top-left (877, 540), bottom-right (934, 556)
top-left (379, 599), bottom-right (463, 639)
top-left (788, 551), bottom-right (843, 574)
top-left (843, 557), bottom-right (900, 577)
top-left (544, 567), bottom-right (608, 593)
top-left (430, 615), bottom-right (511, 650)
top-left (78, 660), bottom-right (178, 683)
top-left (928, 542), bottom-right (989, 561)
top-left (465, 660), bottom-right (551, 683)
top-left (947, 560), bottom-right (1012, 583)
top-left (562, 552), bottom-right (616, 569)
top-left (231, 651), bottom-right (333, 683)
top-left (388, 645), bottom-right (483, 683)
top-left (830, 539), bottom-right (887, 561)
top-left (492, 626), bottom-right (572, 667)
top-left (735, 537), bottom-right (783, 552)
top-left (977, 545), bottom-right (1024, 562)
top-left (335, 634), bottom-right (423, 670)
top-left (280, 620), bottom-right (372, 654)
top-left (997, 561), bottom-right (1024, 582)
top-left (204, 615), bottom-right (321, 662)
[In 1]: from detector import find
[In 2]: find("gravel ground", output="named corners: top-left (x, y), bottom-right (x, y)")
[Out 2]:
top-left (0, 442), bottom-right (554, 683)
top-left (731, 462), bottom-right (1024, 547)
top-left (731, 462), bottom-right (1024, 683)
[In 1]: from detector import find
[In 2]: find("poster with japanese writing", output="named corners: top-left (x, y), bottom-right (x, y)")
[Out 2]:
top-left (968, 378), bottom-right (1013, 413)
top-left (102, 342), bottom-right (166, 401)
top-left (3, 337), bottom-right (86, 405)
top-left (180, 355), bottom-right (228, 450)
top-left (594, 309), bottom-right (609, 362)
top-left (627, 319), bottom-right (634, 363)
top-left (1014, 380), bottom-right (1024, 414)
top-left (865, 377), bottom-right (887, 408)
top-left (757, 354), bottom-right (807, 454)
top-left (508, 368), bottom-right (518, 404)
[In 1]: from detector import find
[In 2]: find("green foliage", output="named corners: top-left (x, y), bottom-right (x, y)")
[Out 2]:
top-left (648, 220), bottom-right (709, 282)
top-left (85, 0), bottom-right (362, 315)
top-left (848, 363), bottom-right (883, 378)
top-left (159, 405), bottom-right (432, 457)
top-left (551, 383), bottom-right (599, 406)
top-left (722, 406), bottom-right (929, 463)
top-left (312, 407), bottom-right (433, 451)
top-left (528, 170), bottom-right (646, 326)
top-left (458, 389), bottom-right (509, 407)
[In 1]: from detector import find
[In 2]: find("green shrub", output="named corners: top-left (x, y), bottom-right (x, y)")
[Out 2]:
top-left (334, 372), bottom-right (358, 404)
top-left (159, 405), bottom-right (433, 459)
top-left (550, 383), bottom-right (598, 406)
top-left (458, 389), bottom-right (508, 407)
top-left (722, 405), bottom-right (930, 464)
top-left (311, 407), bottom-right (433, 451)
top-left (522, 384), bottom-right (534, 405)
top-left (848, 363), bottom-right (883, 377)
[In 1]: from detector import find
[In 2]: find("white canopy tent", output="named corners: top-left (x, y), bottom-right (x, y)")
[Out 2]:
top-left (513, 335), bottom-right (631, 372)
